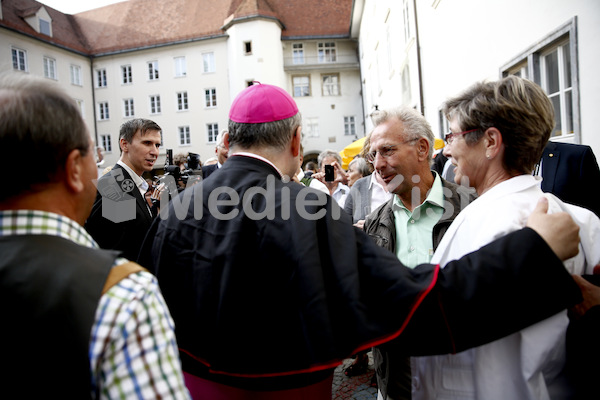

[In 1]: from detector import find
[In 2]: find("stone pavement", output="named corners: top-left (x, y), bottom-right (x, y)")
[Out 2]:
top-left (331, 352), bottom-right (377, 400)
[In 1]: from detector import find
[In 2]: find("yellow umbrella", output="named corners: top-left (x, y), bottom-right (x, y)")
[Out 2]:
top-left (339, 136), bottom-right (367, 169)
top-left (339, 136), bottom-right (445, 169)
top-left (434, 138), bottom-right (445, 151)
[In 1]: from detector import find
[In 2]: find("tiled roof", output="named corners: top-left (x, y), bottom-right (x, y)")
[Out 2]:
top-left (0, 0), bottom-right (353, 56)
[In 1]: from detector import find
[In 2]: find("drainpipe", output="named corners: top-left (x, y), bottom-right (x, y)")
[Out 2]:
top-left (90, 56), bottom-right (98, 146)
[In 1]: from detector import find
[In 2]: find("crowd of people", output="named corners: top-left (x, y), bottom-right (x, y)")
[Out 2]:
top-left (2, 70), bottom-right (600, 400)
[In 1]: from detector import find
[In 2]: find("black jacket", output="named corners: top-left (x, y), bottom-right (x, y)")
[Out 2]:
top-left (146, 155), bottom-right (580, 391)
top-left (85, 164), bottom-right (154, 260)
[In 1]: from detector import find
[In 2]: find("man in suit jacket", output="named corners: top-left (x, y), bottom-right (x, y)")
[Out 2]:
top-left (85, 119), bottom-right (162, 261)
top-left (202, 129), bottom-right (229, 179)
top-left (539, 141), bottom-right (600, 217)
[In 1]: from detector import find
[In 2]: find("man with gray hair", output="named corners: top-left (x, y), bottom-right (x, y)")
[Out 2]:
top-left (145, 83), bottom-right (584, 399)
top-left (314, 149), bottom-right (350, 206)
top-left (202, 129), bottom-right (229, 178)
top-left (363, 106), bottom-right (477, 400)
top-left (0, 73), bottom-right (188, 398)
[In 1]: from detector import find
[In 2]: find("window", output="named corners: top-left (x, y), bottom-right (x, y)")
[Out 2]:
top-left (39, 18), bottom-right (51, 36)
top-left (174, 56), bottom-right (187, 77)
top-left (96, 69), bottom-right (107, 88)
top-left (179, 126), bottom-right (191, 146)
top-left (501, 19), bottom-right (579, 139)
top-left (244, 41), bottom-right (252, 55)
top-left (70, 64), bottom-right (82, 85)
top-left (205, 88), bottom-right (217, 108)
top-left (177, 91), bottom-right (188, 111)
top-left (98, 102), bottom-right (109, 121)
top-left (344, 116), bottom-right (356, 136)
top-left (293, 76), bottom-right (310, 97)
top-left (12, 47), bottom-right (27, 71)
top-left (43, 57), bottom-right (56, 80)
top-left (203, 52), bottom-right (215, 73)
top-left (207, 123), bottom-right (219, 143)
top-left (541, 42), bottom-right (573, 137)
top-left (150, 95), bottom-right (161, 114)
top-left (322, 74), bottom-right (340, 96)
top-left (305, 117), bottom-right (319, 138)
top-left (292, 43), bottom-right (305, 64)
top-left (401, 64), bottom-right (411, 105)
top-left (123, 98), bottom-right (134, 117)
top-left (100, 134), bottom-right (112, 153)
top-left (148, 61), bottom-right (159, 80)
top-left (318, 42), bottom-right (336, 63)
top-left (121, 65), bottom-right (132, 84)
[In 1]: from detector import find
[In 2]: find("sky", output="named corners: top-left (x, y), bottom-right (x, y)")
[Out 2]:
top-left (40, 0), bottom-right (126, 14)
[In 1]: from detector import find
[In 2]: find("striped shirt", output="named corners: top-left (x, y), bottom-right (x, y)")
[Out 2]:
top-left (0, 210), bottom-right (190, 399)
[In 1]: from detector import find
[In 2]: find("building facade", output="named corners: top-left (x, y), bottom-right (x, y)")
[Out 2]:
top-left (353, 0), bottom-right (600, 158)
top-left (0, 0), bottom-right (364, 170)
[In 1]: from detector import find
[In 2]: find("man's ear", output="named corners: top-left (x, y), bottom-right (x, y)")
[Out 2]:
top-left (120, 138), bottom-right (128, 153)
top-left (291, 126), bottom-right (302, 157)
top-left (417, 137), bottom-right (430, 161)
top-left (223, 131), bottom-right (231, 150)
top-left (64, 149), bottom-right (85, 193)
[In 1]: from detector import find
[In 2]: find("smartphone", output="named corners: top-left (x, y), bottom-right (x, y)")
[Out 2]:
top-left (324, 165), bottom-right (335, 182)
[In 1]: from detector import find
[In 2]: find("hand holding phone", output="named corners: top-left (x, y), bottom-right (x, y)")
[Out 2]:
top-left (324, 165), bottom-right (335, 182)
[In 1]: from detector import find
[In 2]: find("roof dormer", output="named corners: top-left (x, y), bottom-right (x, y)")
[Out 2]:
top-left (22, 5), bottom-right (53, 37)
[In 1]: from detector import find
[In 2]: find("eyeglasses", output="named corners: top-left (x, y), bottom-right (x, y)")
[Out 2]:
top-left (366, 138), bottom-right (418, 163)
top-left (445, 128), bottom-right (478, 144)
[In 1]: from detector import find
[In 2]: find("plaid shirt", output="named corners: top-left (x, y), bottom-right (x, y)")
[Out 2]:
top-left (0, 210), bottom-right (190, 399)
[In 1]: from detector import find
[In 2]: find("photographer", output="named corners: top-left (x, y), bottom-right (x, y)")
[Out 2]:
top-left (312, 149), bottom-right (350, 207)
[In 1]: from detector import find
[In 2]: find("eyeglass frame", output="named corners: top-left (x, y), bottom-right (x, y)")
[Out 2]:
top-left (365, 137), bottom-right (419, 164)
top-left (444, 128), bottom-right (478, 145)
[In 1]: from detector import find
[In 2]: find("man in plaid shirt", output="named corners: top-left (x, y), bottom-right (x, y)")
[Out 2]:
top-left (0, 72), bottom-right (189, 399)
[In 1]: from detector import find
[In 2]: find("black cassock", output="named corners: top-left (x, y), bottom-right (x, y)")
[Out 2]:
top-left (144, 155), bottom-right (581, 391)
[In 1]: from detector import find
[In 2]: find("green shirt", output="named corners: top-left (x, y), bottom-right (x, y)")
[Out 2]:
top-left (393, 172), bottom-right (444, 268)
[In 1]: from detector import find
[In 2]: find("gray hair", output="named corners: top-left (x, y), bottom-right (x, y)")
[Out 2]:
top-left (349, 157), bottom-right (372, 176)
top-left (317, 149), bottom-right (343, 169)
top-left (372, 106), bottom-right (435, 164)
top-left (228, 113), bottom-right (302, 151)
top-left (0, 72), bottom-right (89, 201)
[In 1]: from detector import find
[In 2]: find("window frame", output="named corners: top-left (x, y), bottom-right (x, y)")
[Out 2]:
top-left (123, 98), bottom-right (135, 118)
top-left (149, 95), bottom-right (161, 115)
top-left (500, 17), bottom-right (580, 141)
top-left (98, 102), bottom-right (110, 121)
top-left (321, 73), bottom-right (341, 96)
top-left (43, 56), bottom-right (57, 80)
top-left (39, 18), bottom-right (51, 36)
top-left (121, 64), bottom-right (132, 84)
top-left (292, 43), bottom-right (305, 65)
top-left (317, 42), bottom-right (337, 63)
top-left (344, 116), bottom-right (356, 136)
top-left (70, 64), bottom-right (82, 86)
top-left (205, 88), bottom-right (217, 108)
top-left (207, 123), bottom-right (219, 143)
top-left (177, 91), bottom-right (189, 111)
top-left (179, 126), bottom-right (191, 146)
top-left (100, 134), bottom-right (112, 153)
top-left (292, 75), bottom-right (311, 97)
top-left (12, 47), bottom-right (28, 72)
top-left (147, 60), bottom-right (159, 81)
top-left (96, 68), bottom-right (107, 88)
top-left (174, 56), bottom-right (187, 77)
top-left (203, 52), bottom-right (215, 73)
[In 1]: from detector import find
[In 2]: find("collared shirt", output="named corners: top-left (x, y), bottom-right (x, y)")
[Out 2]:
top-left (117, 160), bottom-right (148, 198)
top-left (369, 172), bottom-right (392, 211)
top-left (392, 172), bottom-right (444, 268)
top-left (0, 210), bottom-right (190, 399)
top-left (332, 182), bottom-right (350, 208)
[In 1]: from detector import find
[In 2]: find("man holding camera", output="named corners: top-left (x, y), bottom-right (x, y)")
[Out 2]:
top-left (85, 118), bottom-right (162, 261)
top-left (313, 149), bottom-right (350, 207)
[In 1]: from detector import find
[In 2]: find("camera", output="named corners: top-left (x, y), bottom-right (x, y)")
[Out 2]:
top-left (160, 149), bottom-right (203, 197)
